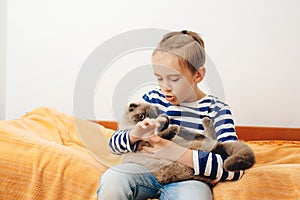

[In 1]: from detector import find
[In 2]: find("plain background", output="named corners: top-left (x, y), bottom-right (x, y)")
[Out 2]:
top-left (1, 0), bottom-right (300, 127)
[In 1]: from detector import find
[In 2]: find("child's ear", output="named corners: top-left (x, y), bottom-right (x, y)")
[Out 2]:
top-left (194, 67), bottom-right (206, 83)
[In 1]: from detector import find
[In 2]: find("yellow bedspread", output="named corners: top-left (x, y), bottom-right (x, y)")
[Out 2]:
top-left (0, 107), bottom-right (299, 199)
top-left (0, 107), bottom-right (120, 200)
top-left (213, 140), bottom-right (300, 199)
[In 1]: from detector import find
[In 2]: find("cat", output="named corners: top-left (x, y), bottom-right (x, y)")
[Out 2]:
top-left (119, 102), bottom-right (255, 185)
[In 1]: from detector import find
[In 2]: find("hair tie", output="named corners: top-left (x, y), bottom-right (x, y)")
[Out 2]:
top-left (181, 30), bottom-right (188, 34)
top-left (181, 30), bottom-right (202, 47)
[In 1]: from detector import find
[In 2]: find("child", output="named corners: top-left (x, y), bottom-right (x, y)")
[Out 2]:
top-left (97, 30), bottom-right (243, 200)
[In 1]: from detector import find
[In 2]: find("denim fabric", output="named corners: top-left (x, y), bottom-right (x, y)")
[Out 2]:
top-left (97, 163), bottom-right (212, 200)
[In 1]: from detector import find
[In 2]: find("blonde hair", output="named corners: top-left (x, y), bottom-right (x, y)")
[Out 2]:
top-left (153, 30), bottom-right (206, 73)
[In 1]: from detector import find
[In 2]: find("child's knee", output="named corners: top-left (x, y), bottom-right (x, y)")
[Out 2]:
top-left (97, 168), bottom-right (132, 199)
top-left (100, 167), bottom-right (129, 187)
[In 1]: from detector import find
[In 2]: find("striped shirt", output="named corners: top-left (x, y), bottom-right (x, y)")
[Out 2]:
top-left (109, 88), bottom-right (244, 182)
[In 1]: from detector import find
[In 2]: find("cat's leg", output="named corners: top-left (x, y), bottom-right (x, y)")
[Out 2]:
top-left (154, 162), bottom-right (215, 187)
top-left (156, 114), bottom-right (170, 132)
top-left (158, 125), bottom-right (206, 143)
top-left (152, 162), bottom-right (193, 184)
top-left (177, 127), bottom-right (206, 141)
top-left (157, 125), bottom-right (179, 140)
top-left (211, 142), bottom-right (255, 171)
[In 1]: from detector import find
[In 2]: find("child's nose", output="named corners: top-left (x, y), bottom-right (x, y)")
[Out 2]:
top-left (160, 81), bottom-right (172, 91)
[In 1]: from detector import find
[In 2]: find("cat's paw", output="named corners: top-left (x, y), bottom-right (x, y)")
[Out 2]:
top-left (211, 143), bottom-right (228, 156)
top-left (157, 125), bottom-right (179, 140)
top-left (224, 156), bottom-right (255, 171)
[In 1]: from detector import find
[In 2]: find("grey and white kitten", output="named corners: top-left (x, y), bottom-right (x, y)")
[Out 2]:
top-left (119, 102), bottom-right (255, 185)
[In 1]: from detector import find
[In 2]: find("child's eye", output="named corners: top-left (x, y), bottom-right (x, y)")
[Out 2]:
top-left (170, 78), bottom-right (180, 82)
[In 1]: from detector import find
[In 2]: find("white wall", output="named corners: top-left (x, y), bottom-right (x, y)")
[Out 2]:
top-left (5, 0), bottom-right (300, 127)
top-left (0, 0), bottom-right (6, 119)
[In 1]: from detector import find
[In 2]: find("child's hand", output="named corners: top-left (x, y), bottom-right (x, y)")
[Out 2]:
top-left (142, 136), bottom-right (188, 162)
top-left (129, 117), bottom-right (166, 144)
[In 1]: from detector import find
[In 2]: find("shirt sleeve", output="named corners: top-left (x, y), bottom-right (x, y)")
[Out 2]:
top-left (212, 105), bottom-right (238, 142)
top-left (108, 90), bottom-right (156, 155)
top-left (192, 150), bottom-right (244, 182)
top-left (109, 129), bottom-right (139, 154)
top-left (192, 104), bottom-right (244, 182)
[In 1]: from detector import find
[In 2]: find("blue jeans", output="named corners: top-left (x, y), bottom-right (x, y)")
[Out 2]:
top-left (97, 163), bottom-right (212, 200)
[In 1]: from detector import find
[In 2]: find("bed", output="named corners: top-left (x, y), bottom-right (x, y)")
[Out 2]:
top-left (0, 107), bottom-right (299, 199)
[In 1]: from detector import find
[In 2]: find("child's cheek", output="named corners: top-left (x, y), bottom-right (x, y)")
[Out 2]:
top-left (172, 80), bottom-right (193, 101)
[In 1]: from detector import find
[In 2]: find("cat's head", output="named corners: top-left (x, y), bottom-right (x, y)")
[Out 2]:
top-left (128, 102), bottom-right (159, 124)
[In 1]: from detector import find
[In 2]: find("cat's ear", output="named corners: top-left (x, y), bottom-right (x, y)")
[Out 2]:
top-left (202, 117), bottom-right (213, 129)
top-left (129, 103), bottom-right (139, 112)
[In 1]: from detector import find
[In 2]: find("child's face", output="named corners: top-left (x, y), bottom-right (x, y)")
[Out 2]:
top-left (152, 52), bottom-right (203, 105)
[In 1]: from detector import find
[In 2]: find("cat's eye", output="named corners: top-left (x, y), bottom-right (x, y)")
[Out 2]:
top-left (138, 114), bottom-right (145, 121)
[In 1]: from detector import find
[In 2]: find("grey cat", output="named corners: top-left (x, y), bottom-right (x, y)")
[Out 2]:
top-left (119, 102), bottom-right (255, 185)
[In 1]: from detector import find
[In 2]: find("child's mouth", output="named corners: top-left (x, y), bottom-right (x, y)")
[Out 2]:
top-left (165, 95), bottom-right (175, 102)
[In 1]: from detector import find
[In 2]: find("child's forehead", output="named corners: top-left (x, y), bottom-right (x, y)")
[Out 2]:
top-left (152, 52), bottom-right (187, 73)
top-left (152, 51), bottom-right (181, 61)
top-left (153, 66), bottom-right (181, 76)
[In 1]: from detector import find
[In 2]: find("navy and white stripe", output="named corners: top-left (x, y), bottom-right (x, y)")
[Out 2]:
top-left (109, 130), bottom-right (139, 154)
top-left (143, 88), bottom-right (238, 142)
top-left (109, 88), bottom-right (243, 183)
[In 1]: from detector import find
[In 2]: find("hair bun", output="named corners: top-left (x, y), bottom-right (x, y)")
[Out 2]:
top-left (181, 30), bottom-right (188, 34)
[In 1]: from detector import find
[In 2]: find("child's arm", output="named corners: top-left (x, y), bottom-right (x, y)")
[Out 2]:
top-left (210, 105), bottom-right (238, 142)
top-left (109, 117), bottom-right (162, 154)
top-left (169, 145), bottom-right (244, 182)
top-left (109, 130), bottom-right (139, 154)
top-left (143, 105), bottom-right (244, 182)
top-left (143, 136), bottom-right (243, 182)
top-left (192, 105), bottom-right (244, 182)
top-left (191, 150), bottom-right (244, 182)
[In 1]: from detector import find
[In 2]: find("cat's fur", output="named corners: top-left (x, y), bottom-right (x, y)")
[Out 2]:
top-left (119, 102), bottom-right (255, 185)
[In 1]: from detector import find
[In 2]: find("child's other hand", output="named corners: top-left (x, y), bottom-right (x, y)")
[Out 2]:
top-left (142, 136), bottom-right (187, 162)
top-left (129, 117), bottom-right (166, 144)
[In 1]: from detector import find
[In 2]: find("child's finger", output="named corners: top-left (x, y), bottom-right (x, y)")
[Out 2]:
top-left (148, 135), bottom-right (161, 143)
top-left (143, 118), bottom-right (155, 127)
top-left (152, 119), bottom-right (162, 128)
top-left (137, 121), bottom-right (147, 129)
top-left (156, 116), bottom-right (168, 123)
top-left (144, 118), bottom-right (163, 131)
top-left (142, 145), bottom-right (156, 154)
top-left (137, 118), bottom-right (154, 129)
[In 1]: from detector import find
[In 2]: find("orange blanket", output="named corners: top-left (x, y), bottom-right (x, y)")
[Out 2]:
top-left (213, 141), bottom-right (300, 199)
top-left (0, 108), bottom-right (299, 199)
top-left (0, 108), bottom-right (120, 200)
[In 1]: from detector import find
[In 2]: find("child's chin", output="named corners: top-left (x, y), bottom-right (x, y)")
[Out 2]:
top-left (169, 100), bottom-right (180, 105)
